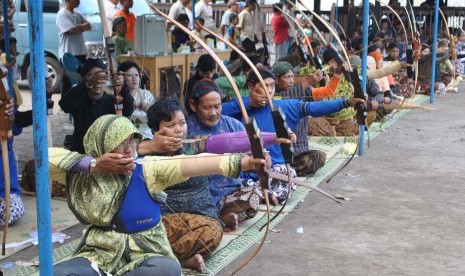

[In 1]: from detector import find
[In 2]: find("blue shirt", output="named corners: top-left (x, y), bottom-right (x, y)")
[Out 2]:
top-left (0, 121), bottom-right (24, 197)
top-left (186, 114), bottom-right (245, 207)
top-left (222, 98), bottom-right (345, 165)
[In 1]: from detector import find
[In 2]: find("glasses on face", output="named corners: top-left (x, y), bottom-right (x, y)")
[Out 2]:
top-left (115, 137), bottom-right (140, 157)
top-left (123, 73), bottom-right (140, 78)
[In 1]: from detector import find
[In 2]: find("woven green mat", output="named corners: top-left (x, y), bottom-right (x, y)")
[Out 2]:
top-left (16, 95), bottom-right (430, 275)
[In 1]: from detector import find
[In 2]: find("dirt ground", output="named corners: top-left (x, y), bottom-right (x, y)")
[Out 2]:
top-left (7, 83), bottom-right (465, 275)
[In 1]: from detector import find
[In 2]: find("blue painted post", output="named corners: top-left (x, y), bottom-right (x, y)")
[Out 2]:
top-left (429, 0), bottom-right (440, 103)
top-left (2, 0), bottom-right (13, 91)
top-left (359, 0), bottom-right (369, 156)
top-left (27, 0), bottom-right (53, 275)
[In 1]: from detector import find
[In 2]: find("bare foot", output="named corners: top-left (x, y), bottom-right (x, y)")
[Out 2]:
top-left (182, 254), bottom-right (205, 272)
top-left (269, 194), bottom-right (279, 206)
top-left (221, 212), bottom-right (239, 231)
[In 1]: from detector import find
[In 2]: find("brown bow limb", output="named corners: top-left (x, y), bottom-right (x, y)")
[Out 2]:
top-left (406, 1), bottom-right (421, 94)
top-left (285, 0), bottom-right (327, 48)
top-left (373, 1), bottom-right (412, 104)
top-left (0, 64), bottom-right (12, 255)
top-left (196, 22), bottom-right (296, 233)
top-left (97, 0), bottom-right (123, 116)
top-left (370, 8), bottom-right (381, 33)
top-left (352, 36), bottom-right (391, 55)
top-left (273, 5), bottom-right (316, 64)
top-left (334, 20), bottom-right (348, 43)
top-left (297, 0), bottom-right (351, 67)
top-left (145, 2), bottom-right (272, 273)
top-left (439, 8), bottom-right (457, 82)
top-left (196, 21), bottom-right (293, 274)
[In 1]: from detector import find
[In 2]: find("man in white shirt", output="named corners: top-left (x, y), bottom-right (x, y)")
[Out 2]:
top-left (105, 0), bottom-right (121, 32)
top-left (237, 0), bottom-right (256, 53)
top-left (195, 0), bottom-right (216, 46)
top-left (220, 0), bottom-right (238, 38)
top-left (167, 0), bottom-right (190, 31)
top-left (56, 0), bottom-right (91, 94)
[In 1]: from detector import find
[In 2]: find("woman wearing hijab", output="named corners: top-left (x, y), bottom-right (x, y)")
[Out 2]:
top-left (51, 114), bottom-right (268, 276)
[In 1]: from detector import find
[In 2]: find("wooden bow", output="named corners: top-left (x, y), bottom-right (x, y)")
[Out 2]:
top-left (254, 0), bottom-right (270, 66)
top-left (299, 1), bottom-right (370, 181)
top-left (406, 1), bottom-right (421, 93)
top-left (145, 2), bottom-right (271, 274)
top-left (97, 0), bottom-right (123, 116)
top-left (273, 5), bottom-right (317, 68)
top-left (0, 63), bottom-right (12, 255)
top-left (373, 0), bottom-right (412, 104)
top-left (439, 8), bottom-right (457, 82)
top-left (196, 21), bottom-right (295, 234)
top-left (297, 0), bottom-right (351, 67)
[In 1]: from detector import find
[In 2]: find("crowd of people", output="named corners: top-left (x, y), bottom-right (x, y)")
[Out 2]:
top-left (0, 0), bottom-right (462, 275)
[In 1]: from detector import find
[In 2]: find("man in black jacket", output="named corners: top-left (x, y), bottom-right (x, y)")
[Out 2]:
top-left (59, 57), bottom-right (134, 153)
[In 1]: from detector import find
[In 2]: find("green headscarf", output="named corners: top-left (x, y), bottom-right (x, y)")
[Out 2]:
top-left (65, 115), bottom-right (176, 274)
top-left (272, 61), bottom-right (294, 77)
top-left (84, 114), bottom-right (142, 157)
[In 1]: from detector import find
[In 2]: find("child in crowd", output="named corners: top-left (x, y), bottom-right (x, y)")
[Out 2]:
top-left (227, 13), bottom-right (239, 48)
top-left (191, 17), bottom-right (205, 50)
top-left (171, 13), bottom-right (192, 52)
top-left (112, 16), bottom-right (134, 64)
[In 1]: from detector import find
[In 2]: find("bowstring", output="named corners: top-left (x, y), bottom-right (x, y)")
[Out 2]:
top-left (132, 169), bottom-right (215, 260)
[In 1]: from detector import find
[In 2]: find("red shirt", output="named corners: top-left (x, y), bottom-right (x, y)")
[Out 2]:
top-left (115, 10), bottom-right (136, 44)
top-left (271, 13), bottom-right (290, 44)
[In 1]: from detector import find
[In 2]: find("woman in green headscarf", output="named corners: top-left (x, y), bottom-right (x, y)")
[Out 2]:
top-left (51, 114), bottom-right (267, 276)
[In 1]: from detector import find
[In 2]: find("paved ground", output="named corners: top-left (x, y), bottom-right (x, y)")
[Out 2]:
top-left (221, 90), bottom-right (465, 276)
top-left (6, 83), bottom-right (465, 275)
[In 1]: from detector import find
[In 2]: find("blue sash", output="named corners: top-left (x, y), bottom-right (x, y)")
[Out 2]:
top-left (111, 164), bottom-right (161, 233)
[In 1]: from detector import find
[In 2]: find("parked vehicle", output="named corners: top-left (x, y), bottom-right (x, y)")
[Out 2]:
top-left (13, 0), bottom-right (153, 93)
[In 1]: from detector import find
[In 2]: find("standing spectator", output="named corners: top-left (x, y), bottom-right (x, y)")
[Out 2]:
top-left (284, 0), bottom-right (296, 54)
top-left (104, 0), bottom-right (121, 32)
top-left (112, 17), bottom-right (134, 63)
top-left (115, 0), bottom-right (136, 44)
top-left (191, 17), bottom-right (206, 50)
top-left (185, 1), bottom-right (194, 30)
top-left (271, 3), bottom-right (290, 61)
top-left (56, 0), bottom-right (91, 95)
top-left (0, 0), bottom-right (15, 35)
top-left (237, 0), bottom-right (256, 53)
top-left (220, 0), bottom-right (239, 39)
top-left (171, 14), bottom-right (192, 53)
top-left (167, 0), bottom-right (191, 31)
top-left (195, 0), bottom-right (216, 46)
top-left (227, 13), bottom-right (240, 48)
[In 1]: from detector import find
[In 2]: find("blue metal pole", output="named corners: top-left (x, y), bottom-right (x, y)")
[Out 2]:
top-left (359, 0), bottom-right (369, 156)
top-left (27, 0), bottom-right (53, 275)
top-left (429, 0), bottom-right (440, 103)
top-left (2, 0), bottom-right (13, 93)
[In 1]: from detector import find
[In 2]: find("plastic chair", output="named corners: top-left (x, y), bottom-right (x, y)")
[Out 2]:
top-left (61, 53), bottom-right (83, 124)
top-left (61, 53), bottom-right (83, 86)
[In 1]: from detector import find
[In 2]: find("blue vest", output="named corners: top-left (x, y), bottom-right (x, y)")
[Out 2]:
top-left (111, 164), bottom-right (161, 234)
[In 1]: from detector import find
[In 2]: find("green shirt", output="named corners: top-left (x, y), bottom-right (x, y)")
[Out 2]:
top-left (215, 75), bottom-right (249, 99)
top-left (114, 34), bottom-right (134, 63)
